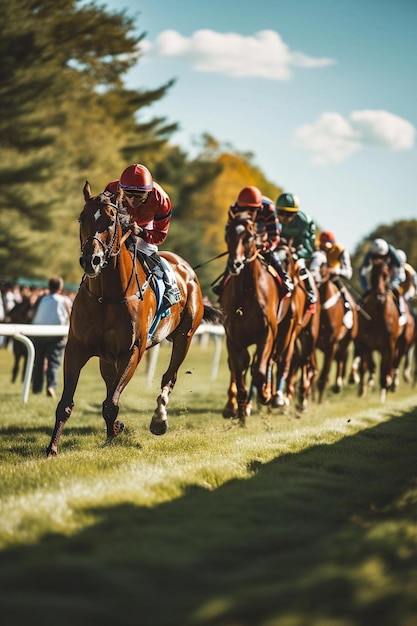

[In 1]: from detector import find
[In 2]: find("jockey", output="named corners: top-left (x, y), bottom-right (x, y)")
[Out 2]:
top-left (276, 192), bottom-right (317, 313)
top-left (212, 186), bottom-right (294, 297)
top-left (105, 163), bottom-right (179, 308)
top-left (310, 230), bottom-right (354, 327)
top-left (359, 238), bottom-right (407, 323)
top-left (397, 249), bottom-right (417, 302)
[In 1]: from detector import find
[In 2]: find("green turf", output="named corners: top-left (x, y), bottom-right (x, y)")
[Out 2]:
top-left (0, 341), bottom-right (416, 626)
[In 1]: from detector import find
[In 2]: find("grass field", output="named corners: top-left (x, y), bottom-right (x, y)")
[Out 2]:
top-left (0, 339), bottom-right (416, 626)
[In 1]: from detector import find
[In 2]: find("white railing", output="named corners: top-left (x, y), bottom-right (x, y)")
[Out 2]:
top-left (0, 322), bottom-right (224, 404)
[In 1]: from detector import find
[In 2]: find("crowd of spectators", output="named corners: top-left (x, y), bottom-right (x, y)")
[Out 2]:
top-left (0, 278), bottom-right (78, 397)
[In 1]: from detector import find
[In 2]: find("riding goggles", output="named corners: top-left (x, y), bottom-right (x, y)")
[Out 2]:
top-left (122, 189), bottom-right (149, 200)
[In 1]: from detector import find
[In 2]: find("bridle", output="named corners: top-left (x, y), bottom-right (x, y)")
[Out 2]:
top-left (79, 199), bottom-right (131, 273)
top-left (226, 215), bottom-right (259, 275)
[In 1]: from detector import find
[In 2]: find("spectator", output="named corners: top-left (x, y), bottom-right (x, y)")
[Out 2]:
top-left (31, 276), bottom-right (72, 398)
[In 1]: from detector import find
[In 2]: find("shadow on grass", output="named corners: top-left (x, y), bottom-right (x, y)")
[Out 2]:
top-left (1, 409), bottom-right (417, 626)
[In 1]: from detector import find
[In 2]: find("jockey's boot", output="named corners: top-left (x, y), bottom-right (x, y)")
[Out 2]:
top-left (398, 295), bottom-right (407, 325)
top-left (300, 267), bottom-right (317, 314)
top-left (149, 253), bottom-right (181, 308)
top-left (269, 252), bottom-right (294, 295)
top-left (391, 285), bottom-right (407, 325)
top-left (334, 277), bottom-right (353, 328)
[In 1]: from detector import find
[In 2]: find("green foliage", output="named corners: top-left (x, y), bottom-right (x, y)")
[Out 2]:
top-left (0, 0), bottom-right (176, 282)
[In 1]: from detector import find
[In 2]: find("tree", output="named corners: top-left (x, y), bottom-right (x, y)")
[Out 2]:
top-left (350, 220), bottom-right (417, 292)
top-left (0, 0), bottom-right (177, 281)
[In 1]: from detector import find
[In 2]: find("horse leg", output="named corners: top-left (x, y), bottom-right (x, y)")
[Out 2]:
top-left (318, 347), bottom-right (334, 402)
top-left (46, 340), bottom-right (89, 457)
top-left (224, 338), bottom-right (250, 426)
top-left (223, 368), bottom-right (238, 418)
top-left (348, 354), bottom-right (361, 385)
top-left (99, 351), bottom-right (140, 443)
top-left (251, 332), bottom-right (275, 406)
top-left (150, 317), bottom-right (198, 435)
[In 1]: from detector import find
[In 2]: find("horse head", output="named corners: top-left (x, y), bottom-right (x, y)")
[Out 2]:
top-left (79, 181), bottom-right (126, 277)
top-left (225, 209), bottom-right (258, 275)
top-left (370, 258), bottom-right (390, 299)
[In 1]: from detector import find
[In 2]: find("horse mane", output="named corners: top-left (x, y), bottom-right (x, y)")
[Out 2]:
top-left (85, 191), bottom-right (132, 233)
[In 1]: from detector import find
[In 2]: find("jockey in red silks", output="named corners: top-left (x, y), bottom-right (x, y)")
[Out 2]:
top-left (105, 163), bottom-right (179, 307)
top-left (212, 185), bottom-right (294, 297)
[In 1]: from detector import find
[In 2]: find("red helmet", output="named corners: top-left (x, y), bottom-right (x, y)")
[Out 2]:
top-left (119, 164), bottom-right (153, 191)
top-left (237, 186), bottom-right (263, 208)
top-left (320, 231), bottom-right (336, 245)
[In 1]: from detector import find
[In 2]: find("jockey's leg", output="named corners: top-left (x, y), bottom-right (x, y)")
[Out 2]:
top-left (298, 258), bottom-right (317, 313)
top-left (148, 252), bottom-right (180, 307)
top-left (390, 284), bottom-right (407, 323)
top-left (268, 251), bottom-right (294, 295)
top-left (333, 277), bottom-right (353, 328)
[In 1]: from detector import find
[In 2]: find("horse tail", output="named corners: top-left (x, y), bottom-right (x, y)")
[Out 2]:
top-left (202, 304), bottom-right (224, 325)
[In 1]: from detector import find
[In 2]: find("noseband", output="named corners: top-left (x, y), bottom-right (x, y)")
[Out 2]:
top-left (80, 200), bottom-right (126, 272)
top-left (226, 218), bottom-right (259, 275)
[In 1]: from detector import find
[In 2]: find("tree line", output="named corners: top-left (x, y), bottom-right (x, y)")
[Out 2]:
top-left (1, 0), bottom-right (416, 296)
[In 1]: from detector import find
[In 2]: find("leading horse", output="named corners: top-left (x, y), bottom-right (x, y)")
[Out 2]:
top-left (46, 182), bottom-right (222, 456)
top-left (219, 209), bottom-right (290, 424)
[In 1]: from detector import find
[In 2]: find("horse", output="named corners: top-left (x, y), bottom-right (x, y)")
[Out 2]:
top-left (311, 251), bottom-right (358, 402)
top-left (219, 209), bottom-right (290, 424)
top-left (271, 244), bottom-right (319, 412)
top-left (353, 259), bottom-right (404, 401)
top-left (46, 182), bottom-right (222, 456)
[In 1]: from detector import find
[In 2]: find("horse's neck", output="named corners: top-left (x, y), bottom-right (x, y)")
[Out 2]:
top-left (230, 259), bottom-right (260, 297)
top-left (371, 271), bottom-right (389, 294)
top-left (90, 245), bottom-right (146, 300)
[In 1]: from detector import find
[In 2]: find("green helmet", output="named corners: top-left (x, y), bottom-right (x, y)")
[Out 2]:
top-left (276, 193), bottom-right (300, 213)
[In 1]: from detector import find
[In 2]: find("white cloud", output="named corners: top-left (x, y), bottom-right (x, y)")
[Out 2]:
top-left (295, 110), bottom-right (415, 165)
top-left (349, 110), bottom-right (415, 150)
top-left (144, 29), bottom-right (336, 80)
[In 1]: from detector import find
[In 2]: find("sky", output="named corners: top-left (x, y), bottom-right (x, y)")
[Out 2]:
top-left (103, 0), bottom-right (417, 252)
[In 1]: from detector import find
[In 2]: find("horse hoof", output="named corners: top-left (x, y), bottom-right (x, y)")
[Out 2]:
top-left (222, 408), bottom-right (237, 419)
top-left (46, 446), bottom-right (57, 458)
top-left (150, 420), bottom-right (168, 436)
top-left (114, 420), bottom-right (125, 436)
top-left (272, 393), bottom-right (288, 409)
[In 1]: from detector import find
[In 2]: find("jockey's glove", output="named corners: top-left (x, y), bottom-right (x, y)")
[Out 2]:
top-left (129, 223), bottom-right (143, 236)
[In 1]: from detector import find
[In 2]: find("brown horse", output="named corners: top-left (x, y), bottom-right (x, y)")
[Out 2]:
top-left (353, 259), bottom-right (403, 401)
top-left (312, 251), bottom-right (358, 402)
top-left (219, 209), bottom-right (289, 424)
top-left (272, 245), bottom-right (319, 412)
top-left (46, 182), bottom-right (222, 456)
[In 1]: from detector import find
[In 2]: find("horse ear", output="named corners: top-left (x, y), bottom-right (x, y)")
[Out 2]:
top-left (228, 208), bottom-right (235, 221)
top-left (83, 180), bottom-right (92, 201)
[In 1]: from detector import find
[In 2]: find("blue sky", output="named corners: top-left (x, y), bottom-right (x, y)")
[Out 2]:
top-left (103, 0), bottom-right (416, 251)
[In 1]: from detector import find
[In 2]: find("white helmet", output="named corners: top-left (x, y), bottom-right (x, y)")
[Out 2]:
top-left (396, 249), bottom-right (407, 264)
top-left (370, 238), bottom-right (389, 256)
